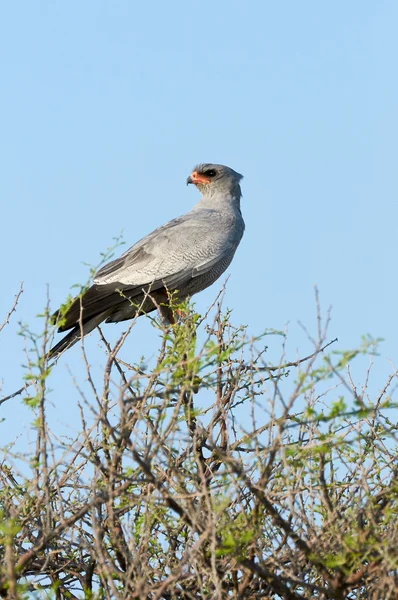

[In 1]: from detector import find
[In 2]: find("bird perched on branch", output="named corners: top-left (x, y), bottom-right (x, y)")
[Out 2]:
top-left (49, 163), bottom-right (245, 358)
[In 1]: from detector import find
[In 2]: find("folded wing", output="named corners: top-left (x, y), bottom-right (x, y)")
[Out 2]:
top-left (55, 210), bottom-right (239, 332)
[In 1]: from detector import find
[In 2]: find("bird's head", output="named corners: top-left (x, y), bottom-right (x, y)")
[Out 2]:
top-left (187, 163), bottom-right (243, 197)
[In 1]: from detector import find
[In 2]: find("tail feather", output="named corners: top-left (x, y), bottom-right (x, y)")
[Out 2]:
top-left (48, 311), bottom-right (111, 360)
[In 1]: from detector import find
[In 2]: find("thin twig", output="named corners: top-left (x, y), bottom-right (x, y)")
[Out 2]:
top-left (0, 282), bottom-right (23, 333)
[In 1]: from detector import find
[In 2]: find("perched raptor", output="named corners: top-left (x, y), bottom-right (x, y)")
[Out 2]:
top-left (49, 163), bottom-right (245, 358)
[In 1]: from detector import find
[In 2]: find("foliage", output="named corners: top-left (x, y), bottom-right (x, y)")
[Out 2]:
top-left (0, 287), bottom-right (397, 599)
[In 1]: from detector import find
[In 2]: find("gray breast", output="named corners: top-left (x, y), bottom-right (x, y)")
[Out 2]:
top-left (181, 248), bottom-right (237, 298)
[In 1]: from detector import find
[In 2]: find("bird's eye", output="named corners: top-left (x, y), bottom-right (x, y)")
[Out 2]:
top-left (204, 169), bottom-right (217, 177)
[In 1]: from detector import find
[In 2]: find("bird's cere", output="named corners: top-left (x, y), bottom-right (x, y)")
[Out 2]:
top-left (186, 171), bottom-right (211, 185)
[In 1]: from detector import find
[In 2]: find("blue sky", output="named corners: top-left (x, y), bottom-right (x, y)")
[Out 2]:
top-left (1, 2), bottom-right (397, 440)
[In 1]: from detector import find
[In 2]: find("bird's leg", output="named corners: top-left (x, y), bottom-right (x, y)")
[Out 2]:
top-left (158, 304), bottom-right (175, 325)
top-left (155, 290), bottom-right (177, 326)
top-left (158, 306), bottom-right (186, 325)
top-left (155, 289), bottom-right (187, 326)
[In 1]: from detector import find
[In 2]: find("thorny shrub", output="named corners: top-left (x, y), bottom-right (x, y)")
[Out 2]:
top-left (0, 285), bottom-right (397, 600)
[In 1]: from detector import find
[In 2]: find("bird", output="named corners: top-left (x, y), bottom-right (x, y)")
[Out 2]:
top-left (49, 163), bottom-right (245, 358)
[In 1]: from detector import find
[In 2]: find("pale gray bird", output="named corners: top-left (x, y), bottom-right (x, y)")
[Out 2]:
top-left (49, 163), bottom-right (245, 358)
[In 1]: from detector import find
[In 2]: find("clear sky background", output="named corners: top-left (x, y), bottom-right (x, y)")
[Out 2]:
top-left (1, 2), bottom-right (397, 445)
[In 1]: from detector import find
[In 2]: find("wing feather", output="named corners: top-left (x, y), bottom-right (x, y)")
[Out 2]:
top-left (56, 208), bottom-right (243, 332)
top-left (93, 209), bottom-right (234, 287)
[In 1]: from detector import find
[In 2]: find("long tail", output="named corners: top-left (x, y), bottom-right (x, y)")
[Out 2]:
top-left (48, 311), bottom-right (111, 360)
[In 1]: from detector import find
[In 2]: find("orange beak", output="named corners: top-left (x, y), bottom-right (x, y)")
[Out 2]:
top-left (186, 171), bottom-right (211, 185)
